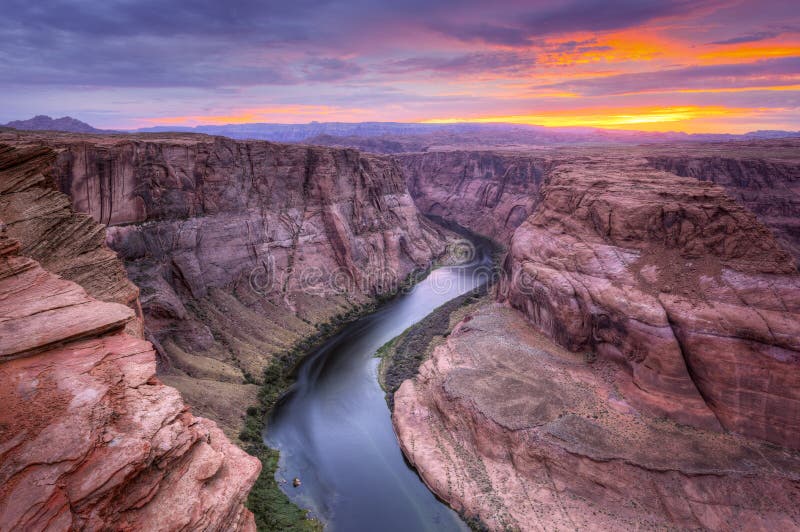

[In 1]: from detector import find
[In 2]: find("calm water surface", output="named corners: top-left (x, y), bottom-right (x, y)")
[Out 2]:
top-left (265, 242), bottom-right (492, 531)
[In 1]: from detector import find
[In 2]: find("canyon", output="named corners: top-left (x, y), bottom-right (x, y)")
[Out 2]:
top-left (0, 130), bottom-right (449, 440)
top-left (0, 131), bottom-right (451, 530)
top-left (394, 141), bottom-right (800, 529)
top-left (1, 129), bottom-right (799, 531)
top-left (0, 144), bottom-right (260, 531)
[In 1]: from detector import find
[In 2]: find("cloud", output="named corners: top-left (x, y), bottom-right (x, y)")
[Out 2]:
top-left (540, 57), bottom-right (800, 96)
top-left (302, 58), bottom-right (364, 82)
top-left (430, 0), bottom-right (721, 46)
top-left (710, 31), bottom-right (781, 45)
top-left (1, 0), bottom-right (798, 134)
top-left (382, 52), bottom-right (535, 76)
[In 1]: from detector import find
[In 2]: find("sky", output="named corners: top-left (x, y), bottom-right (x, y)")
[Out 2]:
top-left (1, 0), bottom-right (798, 133)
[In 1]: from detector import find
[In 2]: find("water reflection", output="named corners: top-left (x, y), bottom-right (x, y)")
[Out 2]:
top-left (265, 242), bottom-right (492, 531)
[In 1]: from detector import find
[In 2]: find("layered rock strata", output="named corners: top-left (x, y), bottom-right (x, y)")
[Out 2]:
top-left (0, 144), bottom-right (142, 335)
top-left (0, 214), bottom-right (259, 528)
top-left (399, 151), bottom-right (552, 242)
top-left (646, 140), bottom-right (800, 260)
top-left (394, 304), bottom-right (800, 530)
top-left (395, 143), bottom-right (800, 530)
top-left (0, 131), bottom-right (449, 437)
top-left (499, 155), bottom-right (800, 447)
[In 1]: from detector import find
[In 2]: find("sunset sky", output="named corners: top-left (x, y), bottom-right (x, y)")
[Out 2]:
top-left (1, 0), bottom-right (798, 133)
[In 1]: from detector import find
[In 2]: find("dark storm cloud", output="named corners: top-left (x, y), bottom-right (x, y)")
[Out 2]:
top-left (540, 57), bottom-right (800, 96)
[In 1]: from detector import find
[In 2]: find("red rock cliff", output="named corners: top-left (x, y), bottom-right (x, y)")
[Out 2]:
top-left (500, 152), bottom-right (800, 447)
top-left (1, 130), bottom-right (449, 437)
top-left (394, 142), bottom-right (800, 530)
top-left (645, 141), bottom-right (800, 260)
top-left (399, 151), bottom-right (552, 242)
top-left (0, 144), bottom-right (259, 531)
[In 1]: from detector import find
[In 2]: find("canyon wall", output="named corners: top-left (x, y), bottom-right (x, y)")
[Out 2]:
top-left (1, 131), bottom-right (449, 438)
top-left (499, 154), bottom-right (800, 446)
top-left (0, 144), bottom-right (259, 531)
top-left (646, 142), bottom-right (800, 260)
top-left (398, 151), bottom-right (552, 243)
top-left (395, 304), bottom-right (800, 530)
top-left (394, 142), bottom-right (800, 530)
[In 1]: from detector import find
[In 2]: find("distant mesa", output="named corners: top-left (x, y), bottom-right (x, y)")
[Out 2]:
top-left (132, 121), bottom-right (800, 148)
top-left (4, 115), bottom-right (800, 148)
top-left (3, 114), bottom-right (110, 134)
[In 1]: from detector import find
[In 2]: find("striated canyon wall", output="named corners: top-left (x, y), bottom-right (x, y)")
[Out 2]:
top-left (395, 303), bottom-right (800, 530)
top-left (1, 130), bottom-right (449, 438)
top-left (645, 142), bottom-right (800, 261)
top-left (398, 151), bottom-right (553, 243)
top-left (499, 153), bottom-right (800, 445)
top-left (394, 141), bottom-right (800, 530)
top-left (0, 144), bottom-right (259, 531)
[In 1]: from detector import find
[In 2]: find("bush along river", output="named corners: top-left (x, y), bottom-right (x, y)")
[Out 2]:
top-left (262, 236), bottom-right (496, 531)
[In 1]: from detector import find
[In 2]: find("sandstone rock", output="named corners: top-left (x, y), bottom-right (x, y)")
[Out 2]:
top-left (646, 140), bottom-right (800, 260)
top-left (0, 131), bottom-right (450, 438)
top-left (399, 151), bottom-right (552, 242)
top-left (0, 224), bottom-right (259, 530)
top-left (498, 154), bottom-right (800, 447)
top-left (0, 143), bottom-right (142, 336)
top-left (394, 304), bottom-right (800, 530)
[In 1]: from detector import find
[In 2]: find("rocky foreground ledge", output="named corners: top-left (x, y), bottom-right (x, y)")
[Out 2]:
top-left (0, 145), bottom-right (259, 530)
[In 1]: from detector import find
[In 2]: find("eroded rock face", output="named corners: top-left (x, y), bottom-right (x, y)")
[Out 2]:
top-left (395, 142), bottom-right (800, 530)
top-left (394, 304), bottom-right (800, 530)
top-left (0, 131), bottom-right (449, 437)
top-left (646, 141), bottom-right (800, 260)
top-left (0, 225), bottom-right (259, 530)
top-left (499, 154), bottom-right (800, 447)
top-left (0, 144), bottom-right (142, 336)
top-left (399, 151), bottom-right (552, 242)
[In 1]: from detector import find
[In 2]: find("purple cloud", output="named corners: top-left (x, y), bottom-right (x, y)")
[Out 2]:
top-left (541, 57), bottom-right (800, 96)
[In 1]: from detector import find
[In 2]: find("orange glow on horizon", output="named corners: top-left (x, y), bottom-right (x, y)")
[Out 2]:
top-left (129, 30), bottom-right (799, 134)
top-left (420, 105), bottom-right (757, 133)
top-left (614, 84), bottom-right (800, 96)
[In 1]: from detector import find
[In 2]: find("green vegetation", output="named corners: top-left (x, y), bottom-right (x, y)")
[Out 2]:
top-left (239, 266), bottom-right (431, 531)
top-left (239, 222), bottom-right (502, 530)
top-left (376, 286), bottom-right (489, 408)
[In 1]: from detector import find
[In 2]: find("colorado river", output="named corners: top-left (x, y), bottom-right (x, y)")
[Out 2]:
top-left (265, 238), bottom-right (493, 531)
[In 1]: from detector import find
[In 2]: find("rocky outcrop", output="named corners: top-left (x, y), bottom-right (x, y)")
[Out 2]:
top-left (646, 140), bottom-right (800, 260)
top-left (398, 151), bottom-right (552, 243)
top-left (0, 144), bottom-right (141, 335)
top-left (500, 154), bottom-right (800, 447)
top-left (395, 142), bottom-right (800, 530)
top-left (0, 130), bottom-right (449, 437)
top-left (0, 144), bottom-right (259, 530)
top-left (394, 304), bottom-right (800, 530)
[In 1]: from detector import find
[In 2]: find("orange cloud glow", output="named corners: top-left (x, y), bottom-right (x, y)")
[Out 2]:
top-left (700, 44), bottom-right (800, 63)
top-left (421, 105), bottom-right (757, 132)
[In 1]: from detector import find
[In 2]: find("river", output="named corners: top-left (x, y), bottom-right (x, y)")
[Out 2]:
top-left (265, 239), bottom-right (493, 531)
